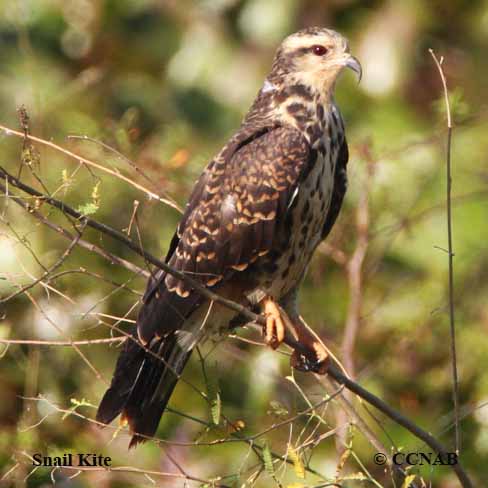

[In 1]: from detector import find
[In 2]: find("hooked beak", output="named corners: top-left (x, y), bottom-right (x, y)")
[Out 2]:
top-left (343, 55), bottom-right (362, 83)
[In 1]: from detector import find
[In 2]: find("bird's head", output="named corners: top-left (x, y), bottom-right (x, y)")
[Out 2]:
top-left (269, 27), bottom-right (361, 97)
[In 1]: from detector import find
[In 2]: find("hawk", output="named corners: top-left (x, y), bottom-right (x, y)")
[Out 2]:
top-left (97, 27), bottom-right (361, 446)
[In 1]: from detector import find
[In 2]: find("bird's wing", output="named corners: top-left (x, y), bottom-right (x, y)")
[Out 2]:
top-left (138, 125), bottom-right (314, 343)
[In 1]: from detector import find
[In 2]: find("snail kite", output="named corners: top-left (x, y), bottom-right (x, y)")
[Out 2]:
top-left (97, 27), bottom-right (361, 446)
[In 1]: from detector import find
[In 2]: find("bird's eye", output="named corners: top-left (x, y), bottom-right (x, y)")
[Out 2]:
top-left (311, 45), bottom-right (328, 56)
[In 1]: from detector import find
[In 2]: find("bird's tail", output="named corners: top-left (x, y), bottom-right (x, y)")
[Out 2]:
top-left (96, 330), bottom-right (191, 447)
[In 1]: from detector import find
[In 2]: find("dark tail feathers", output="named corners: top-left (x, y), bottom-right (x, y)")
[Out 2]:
top-left (96, 330), bottom-right (191, 447)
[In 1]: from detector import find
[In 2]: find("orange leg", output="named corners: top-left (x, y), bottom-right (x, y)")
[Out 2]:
top-left (261, 296), bottom-right (286, 349)
top-left (260, 296), bottom-right (329, 374)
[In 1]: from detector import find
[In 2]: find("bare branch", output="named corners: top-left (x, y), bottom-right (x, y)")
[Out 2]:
top-left (429, 48), bottom-right (460, 455)
top-left (0, 337), bottom-right (126, 346)
top-left (342, 144), bottom-right (373, 377)
top-left (0, 124), bottom-right (182, 213)
top-left (67, 134), bottom-right (168, 203)
top-left (0, 179), bottom-right (150, 279)
top-left (0, 221), bottom-right (85, 303)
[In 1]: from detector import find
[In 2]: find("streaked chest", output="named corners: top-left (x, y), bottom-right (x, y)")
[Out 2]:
top-left (254, 107), bottom-right (344, 300)
top-left (273, 139), bottom-right (339, 294)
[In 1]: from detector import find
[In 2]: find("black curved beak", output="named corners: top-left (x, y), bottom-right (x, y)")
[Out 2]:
top-left (344, 55), bottom-right (362, 83)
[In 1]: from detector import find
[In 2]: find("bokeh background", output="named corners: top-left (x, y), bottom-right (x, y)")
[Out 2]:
top-left (0, 0), bottom-right (487, 486)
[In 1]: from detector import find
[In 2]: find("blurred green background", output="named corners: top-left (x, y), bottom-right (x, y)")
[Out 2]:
top-left (0, 0), bottom-right (487, 486)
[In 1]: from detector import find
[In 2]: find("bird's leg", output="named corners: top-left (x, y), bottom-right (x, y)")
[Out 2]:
top-left (258, 296), bottom-right (329, 374)
top-left (261, 296), bottom-right (285, 349)
top-left (259, 297), bottom-right (328, 374)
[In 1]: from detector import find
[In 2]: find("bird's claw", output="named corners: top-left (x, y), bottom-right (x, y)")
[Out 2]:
top-left (262, 297), bottom-right (285, 349)
top-left (290, 338), bottom-right (329, 374)
top-left (260, 297), bottom-right (329, 375)
top-left (291, 349), bottom-right (329, 374)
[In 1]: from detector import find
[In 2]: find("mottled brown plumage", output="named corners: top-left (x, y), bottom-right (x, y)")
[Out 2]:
top-left (97, 27), bottom-right (361, 446)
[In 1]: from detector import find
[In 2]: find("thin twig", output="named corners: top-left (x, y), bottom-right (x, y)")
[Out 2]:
top-left (0, 124), bottom-right (182, 212)
top-left (16, 450), bottom-right (219, 487)
top-left (336, 148), bottom-right (372, 464)
top-left (67, 134), bottom-right (169, 202)
top-left (342, 143), bottom-right (373, 377)
top-left (125, 199), bottom-right (139, 236)
top-left (0, 180), bottom-right (149, 279)
top-left (24, 290), bottom-right (107, 383)
top-left (0, 221), bottom-right (84, 303)
top-left (0, 337), bottom-right (126, 346)
top-left (429, 48), bottom-right (460, 455)
top-left (46, 268), bottom-right (142, 296)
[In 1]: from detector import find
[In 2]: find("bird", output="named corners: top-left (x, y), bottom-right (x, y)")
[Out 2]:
top-left (96, 26), bottom-right (361, 447)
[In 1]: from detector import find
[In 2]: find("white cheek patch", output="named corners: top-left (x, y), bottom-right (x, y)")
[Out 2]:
top-left (262, 79), bottom-right (277, 93)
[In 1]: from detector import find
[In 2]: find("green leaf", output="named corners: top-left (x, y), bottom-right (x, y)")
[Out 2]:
top-left (211, 390), bottom-right (221, 426)
top-left (76, 202), bottom-right (99, 216)
top-left (62, 397), bottom-right (96, 420)
top-left (91, 181), bottom-right (101, 205)
top-left (263, 441), bottom-right (275, 476)
top-left (287, 446), bottom-right (305, 479)
top-left (76, 181), bottom-right (101, 216)
top-left (204, 363), bottom-right (221, 426)
top-left (401, 474), bottom-right (417, 488)
top-left (267, 400), bottom-right (289, 417)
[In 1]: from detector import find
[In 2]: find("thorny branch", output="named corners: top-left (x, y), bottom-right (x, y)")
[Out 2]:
top-left (0, 164), bottom-right (473, 487)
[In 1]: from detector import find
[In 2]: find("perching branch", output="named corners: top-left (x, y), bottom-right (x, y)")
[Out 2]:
top-left (0, 164), bottom-right (473, 487)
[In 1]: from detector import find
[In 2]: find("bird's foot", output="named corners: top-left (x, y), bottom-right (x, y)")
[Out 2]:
top-left (261, 296), bottom-right (285, 349)
top-left (287, 316), bottom-right (330, 375)
top-left (259, 297), bottom-right (329, 374)
top-left (290, 343), bottom-right (329, 374)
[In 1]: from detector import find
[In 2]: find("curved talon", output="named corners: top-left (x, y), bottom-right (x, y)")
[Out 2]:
top-left (291, 349), bottom-right (329, 374)
top-left (262, 297), bottom-right (285, 349)
top-left (289, 327), bottom-right (330, 375)
top-left (260, 297), bottom-right (329, 374)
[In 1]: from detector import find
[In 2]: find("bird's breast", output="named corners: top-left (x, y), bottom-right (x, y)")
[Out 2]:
top-left (252, 141), bottom-right (339, 301)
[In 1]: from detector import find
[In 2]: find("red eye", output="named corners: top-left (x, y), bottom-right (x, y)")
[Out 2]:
top-left (312, 45), bottom-right (328, 56)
